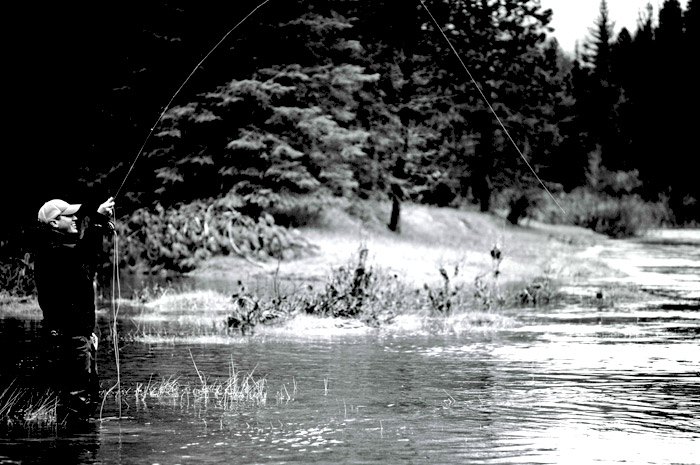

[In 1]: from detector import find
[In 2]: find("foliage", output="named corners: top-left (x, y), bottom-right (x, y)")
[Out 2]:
top-left (517, 275), bottom-right (554, 306)
top-left (298, 247), bottom-right (399, 327)
top-left (547, 188), bottom-right (670, 238)
top-left (226, 279), bottom-right (293, 336)
top-left (117, 194), bottom-right (314, 273)
top-left (472, 244), bottom-right (505, 310)
top-left (0, 253), bottom-right (34, 297)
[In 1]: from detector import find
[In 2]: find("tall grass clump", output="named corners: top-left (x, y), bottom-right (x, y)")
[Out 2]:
top-left (131, 357), bottom-right (267, 410)
top-left (0, 384), bottom-right (57, 431)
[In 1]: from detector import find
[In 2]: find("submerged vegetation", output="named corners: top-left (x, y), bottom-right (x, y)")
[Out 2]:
top-left (0, 384), bottom-right (57, 431)
top-left (129, 358), bottom-right (268, 410)
top-left (1, 363), bottom-right (267, 431)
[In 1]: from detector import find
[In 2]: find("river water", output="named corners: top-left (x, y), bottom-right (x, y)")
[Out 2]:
top-left (1, 230), bottom-right (698, 464)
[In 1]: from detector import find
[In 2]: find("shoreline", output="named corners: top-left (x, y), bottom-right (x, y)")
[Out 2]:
top-left (187, 204), bottom-right (623, 298)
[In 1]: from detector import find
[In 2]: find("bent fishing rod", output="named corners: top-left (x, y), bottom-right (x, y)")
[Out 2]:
top-left (100, 0), bottom-right (274, 421)
top-left (113, 0), bottom-right (274, 201)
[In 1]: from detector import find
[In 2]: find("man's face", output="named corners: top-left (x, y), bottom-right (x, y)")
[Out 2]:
top-left (52, 214), bottom-right (78, 234)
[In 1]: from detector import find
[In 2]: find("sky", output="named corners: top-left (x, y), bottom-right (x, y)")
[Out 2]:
top-left (539, 0), bottom-right (690, 54)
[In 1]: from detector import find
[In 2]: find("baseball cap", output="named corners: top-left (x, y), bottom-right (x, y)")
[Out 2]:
top-left (38, 199), bottom-right (82, 223)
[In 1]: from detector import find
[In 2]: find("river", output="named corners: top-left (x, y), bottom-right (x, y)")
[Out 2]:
top-left (1, 230), bottom-right (698, 464)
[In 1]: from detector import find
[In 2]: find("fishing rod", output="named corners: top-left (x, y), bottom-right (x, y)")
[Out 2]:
top-left (113, 0), bottom-right (274, 200)
top-left (417, 0), bottom-right (566, 215)
top-left (101, 0), bottom-right (274, 421)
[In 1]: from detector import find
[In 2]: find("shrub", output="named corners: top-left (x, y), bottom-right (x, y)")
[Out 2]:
top-left (299, 247), bottom-right (398, 326)
top-left (116, 194), bottom-right (315, 273)
top-left (544, 188), bottom-right (670, 238)
top-left (262, 193), bottom-right (330, 228)
top-left (0, 253), bottom-right (35, 297)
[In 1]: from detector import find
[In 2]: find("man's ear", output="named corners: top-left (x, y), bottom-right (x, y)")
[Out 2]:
top-left (48, 219), bottom-right (59, 229)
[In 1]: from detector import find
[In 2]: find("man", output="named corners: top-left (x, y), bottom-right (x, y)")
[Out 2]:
top-left (34, 196), bottom-right (115, 422)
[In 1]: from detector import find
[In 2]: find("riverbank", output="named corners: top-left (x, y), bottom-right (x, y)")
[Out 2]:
top-left (1, 202), bottom-right (643, 336)
top-left (190, 202), bottom-right (621, 295)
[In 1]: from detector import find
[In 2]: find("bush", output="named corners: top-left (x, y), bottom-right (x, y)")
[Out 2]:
top-left (0, 253), bottom-right (35, 297)
top-left (116, 194), bottom-right (315, 274)
top-left (299, 247), bottom-right (399, 327)
top-left (544, 188), bottom-right (670, 238)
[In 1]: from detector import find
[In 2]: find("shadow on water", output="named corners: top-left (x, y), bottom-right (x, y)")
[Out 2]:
top-left (0, 423), bottom-right (101, 465)
top-left (2, 230), bottom-right (700, 464)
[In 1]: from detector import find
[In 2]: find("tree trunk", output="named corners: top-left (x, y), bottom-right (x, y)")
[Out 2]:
top-left (388, 188), bottom-right (401, 233)
top-left (473, 112), bottom-right (495, 213)
top-left (474, 175), bottom-right (492, 212)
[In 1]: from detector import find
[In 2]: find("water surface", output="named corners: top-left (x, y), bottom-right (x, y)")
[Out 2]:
top-left (1, 230), bottom-right (698, 464)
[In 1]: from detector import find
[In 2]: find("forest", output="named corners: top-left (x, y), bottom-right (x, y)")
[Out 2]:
top-left (1, 0), bottom-right (698, 287)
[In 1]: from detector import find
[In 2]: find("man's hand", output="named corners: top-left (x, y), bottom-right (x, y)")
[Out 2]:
top-left (98, 197), bottom-right (115, 216)
top-left (91, 332), bottom-right (99, 350)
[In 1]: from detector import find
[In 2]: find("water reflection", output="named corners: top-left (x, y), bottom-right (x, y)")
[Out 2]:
top-left (0, 423), bottom-right (101, 465)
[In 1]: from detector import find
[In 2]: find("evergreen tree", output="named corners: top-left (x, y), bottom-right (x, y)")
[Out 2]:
top-left (684, 0), bottom-right (700, 221)
top-left (585, 0), bottom-right (615, 80)
top-left (132, 10), bottom-right (379, 223)
top-left (576, 0), bottom-right (626, 171)
top-left (410, 0), bottom-right (561, 213)
top-left (656, 0), bottom-right (696, 221)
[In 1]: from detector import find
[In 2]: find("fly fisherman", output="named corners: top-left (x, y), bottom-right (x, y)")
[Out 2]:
top-left (34, 197), bottom-right (115, 422)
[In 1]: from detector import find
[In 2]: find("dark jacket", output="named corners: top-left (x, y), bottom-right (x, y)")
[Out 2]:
top-left (34, 202), bottom-right (113, 337)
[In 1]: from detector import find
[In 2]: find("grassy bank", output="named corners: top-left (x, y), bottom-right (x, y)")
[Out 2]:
top-left (192, 201), bottom-right (618, 297)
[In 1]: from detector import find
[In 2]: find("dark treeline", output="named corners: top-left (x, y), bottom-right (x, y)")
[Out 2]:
top-left (2, 0), bottom-right (698, 279)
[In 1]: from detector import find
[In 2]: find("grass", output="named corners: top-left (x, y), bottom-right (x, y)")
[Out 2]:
top-left (122, 256), bottom-right (543, 341)
top-left (0, 383), bottom-right (57, 431)
top-left (0, 359), bottom-right (267, 431)
top-left (129, 361), bottom-right (267, 410)
top-left (194, 201), bottom-right (617, 294)
top-left (0, 291), bottom-right (42, 319)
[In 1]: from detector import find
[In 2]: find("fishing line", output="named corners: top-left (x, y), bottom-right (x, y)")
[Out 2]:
top-left (110, 219), bottom-right (122, 419)
top-left (417, 0), bottom-right (565, 214)
top-left (105, 1), bottom-right (273, 419)
top-left (114, 0), bottom-right (274, 200)
top-left (100, 213), bottom-right (122, 421)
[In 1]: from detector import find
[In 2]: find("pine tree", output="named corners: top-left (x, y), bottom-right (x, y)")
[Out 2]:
top-left (656, 0), bottom-right (695, 221)
top-left (572, 0), bottom-right (626, 172)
